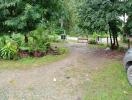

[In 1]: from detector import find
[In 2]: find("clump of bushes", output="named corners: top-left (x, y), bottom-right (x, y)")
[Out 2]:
top-left (0, 28), bottom-right (64, 60)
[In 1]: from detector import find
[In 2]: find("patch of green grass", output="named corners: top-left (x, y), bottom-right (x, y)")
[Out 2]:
top-left (84, 60), bottom-right (132, 100)
top-left (0, 47), bottom-right (69, 70)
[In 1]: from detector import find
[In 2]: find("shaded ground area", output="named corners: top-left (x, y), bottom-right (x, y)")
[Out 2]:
top-left (93, 48), bottom-right (125, 60)
top-left (0, 42), bottom-right (131, 100)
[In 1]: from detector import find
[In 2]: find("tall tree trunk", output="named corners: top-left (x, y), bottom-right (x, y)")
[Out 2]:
top-left (116, 37), bottom-right (119, 47)
top-left (109, 32), bottom-right (113, 48)
top-left (128, 38), bottom-right (130, 49)
top-left (24, 34), bottom-right (28, 44)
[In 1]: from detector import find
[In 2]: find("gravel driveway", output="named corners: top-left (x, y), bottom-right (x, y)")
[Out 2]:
top-left (0, 43), bottom-right (106, 100)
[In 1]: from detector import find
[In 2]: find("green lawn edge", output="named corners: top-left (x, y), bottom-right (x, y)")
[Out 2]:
top-left (0, 47), bottom-right (69, 70)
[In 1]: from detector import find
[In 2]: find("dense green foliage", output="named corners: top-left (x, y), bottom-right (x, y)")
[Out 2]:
top-left (0, 40), bottom-right (18, 60)
top-left (0, 0), bottom-right (71, 60)
top-left (0, 0), bottom-right (131, 59)
top-left (0, 0), bottom-right (71, 34)
top-left (123, 0), bottom-right (132, 36)
top-left (0, 29), bottom-right (49, 59)
top-left (78, 0), bottom-right (132, 48)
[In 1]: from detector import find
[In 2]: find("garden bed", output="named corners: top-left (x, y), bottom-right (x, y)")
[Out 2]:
top-left (18, 47), bottom-right (60, 58)
top-left (0, 47), bottom-right (69, 70)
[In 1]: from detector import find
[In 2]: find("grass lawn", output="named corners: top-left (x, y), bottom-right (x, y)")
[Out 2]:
top-left (84, 60), bottom-right (132, 100)
top-left (0, 47), bottom-right (69, 70)
top-left (84, 44), bottom-right (132, 100)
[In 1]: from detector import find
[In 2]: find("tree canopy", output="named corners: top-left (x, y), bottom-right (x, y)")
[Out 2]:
top-left (0, 0), bottom-right (71, 34)
top-left (0, 0), bottom-right (131, 45)
top-left (78, 0), bottom-right (132, 48)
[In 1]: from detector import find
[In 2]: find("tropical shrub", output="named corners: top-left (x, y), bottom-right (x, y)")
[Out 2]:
top-left (0, 38), bottom-right (5, 49)
top-left (0, 24), bottom-right (66, 60)
top-left (11, 33), bottom-right (24, 46)
top-left (0, 41), bottom-right (18, 60)
top-left (30, 27), bottom-right (51, 51)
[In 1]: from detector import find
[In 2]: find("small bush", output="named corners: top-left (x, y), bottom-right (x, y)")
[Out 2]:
top-left (49, 34), bottom-right (60, 42)
top-left (11, 33), bottom-right (24, 46)
top-left (0, 41), bottom-right (18, 60)
top-left (88, 39), bottom-right (97, 44)
top-left (57, 47), bottom-right (67, 55)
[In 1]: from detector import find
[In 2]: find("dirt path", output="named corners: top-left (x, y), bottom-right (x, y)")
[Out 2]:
top-left (0, 43), bottom-right (111, 100)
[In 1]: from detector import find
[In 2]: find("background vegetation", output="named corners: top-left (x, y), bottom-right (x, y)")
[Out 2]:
top-left (0, 0), bottom-right (131, 59)
top-left (78, 0), bottom-right (132, 49)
